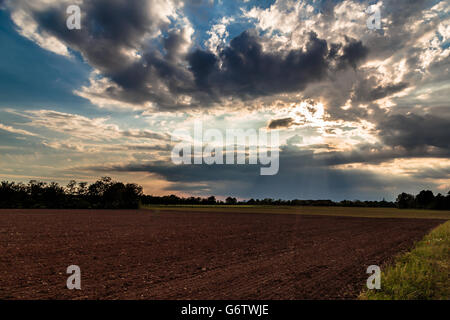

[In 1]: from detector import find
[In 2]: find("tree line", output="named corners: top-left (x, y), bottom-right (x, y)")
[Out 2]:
top-left (141, 195), bottom-right (396, 208)
top-left (396, 190), bottom-right (450, 210)
top-left (0, 177), bottom-right (142, 209)
top-left (1, 177), bottom-right (449, 210)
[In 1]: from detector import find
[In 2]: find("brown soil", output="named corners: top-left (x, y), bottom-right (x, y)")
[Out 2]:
top-left (0, 209), bottom-right (443, 299)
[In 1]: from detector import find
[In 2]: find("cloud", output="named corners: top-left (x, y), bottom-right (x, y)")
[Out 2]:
top-left (7, 0), bottom-right (72, 56)
top-left (121, 130), bottom-right (169, 141)
top-left (84, 145), bottom-right (436, 200)
top-left (0, 123), bottom-right (38, 137)
top-left (377, 113), bottom-right (450, 151)
top-left (7, 109), bottom-right (169, 143)
top-left (267, 117), bottom-right (296, 129)
top-left (19, 109), bottom-right (121, 141)
top-left (4, 0), bottom-right (371, 111)
top-left (188, 31), bottom-right (341, 101)
top-left (409, 166), bottom-right (450, 180)
top-left (5, 0), bottom-right (447, 117)
top-left (337, 38), bottom-right (369, 69)
top-left (286, 134), bottom-right (303, 145)
top-left (353, 79), bottom-right (409, 103)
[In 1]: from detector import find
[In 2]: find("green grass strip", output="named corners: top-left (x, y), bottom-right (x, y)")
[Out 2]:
top-left (360, 220), bottom-right (450, 300)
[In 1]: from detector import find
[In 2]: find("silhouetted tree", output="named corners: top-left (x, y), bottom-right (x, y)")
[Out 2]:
top-left (396, 192), bottom-right (416, 209)
top-left (415, 190), bottom-right (434, 209)
top-left (0, 177), bottom-right (142, 209)
top-left (206, 196), bottom-right (216, 205)
top-left (2, 178), bottom-right (449, 211)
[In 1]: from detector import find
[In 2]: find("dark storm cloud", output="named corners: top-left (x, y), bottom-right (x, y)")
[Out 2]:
top-left (280, 143), bottom-right (448, 170)
top-left (409, 166), bottom-right (450, 180)
top-left (188, 49), bottom-right (218, 88)
top-left (377, 113), bottom-right (450, 151)
top-left (85, 145), bottom-right (428, 200)
top-left (267, 117), bottom-right (296, 129)
top-left (317, 144), bottom-right (450, 166)
top-left (366, 82), bottom-right (409, 101)
top-left (353, 78), bottom-right (409, 103)
top-left (25, 1), bottom-right (197, 109)
top-left (337, 38), bottom-right (369, 69)
top-left (163, 29), bottom-right (190, 62)
top-left (16, 0), bottom-right (370, 109)
top-left (86, 131), bottom-right (450, 194)
top-left (188, 32), bottom-right (369, 102)
top-left (189, 31), bottom-right (333, 99)
top-left (32, 0), bottom-right (164, 73)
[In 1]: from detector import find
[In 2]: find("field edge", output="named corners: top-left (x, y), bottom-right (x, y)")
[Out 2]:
top-left (359, 220), bottom-right (450, 300)
top-left (142, 205), bottom-right (450, 220)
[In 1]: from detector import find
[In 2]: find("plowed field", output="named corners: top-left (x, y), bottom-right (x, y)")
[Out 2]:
top-left (0, 209), bottom-right (443, 299)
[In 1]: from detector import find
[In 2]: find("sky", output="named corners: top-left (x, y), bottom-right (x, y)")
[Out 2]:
top-left (0, 0), bottom-right (449, 201)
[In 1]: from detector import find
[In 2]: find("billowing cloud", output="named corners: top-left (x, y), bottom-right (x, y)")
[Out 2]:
top-left (378, 113), bottom-right (450, 151)
top-left (268, 117), bottom-right (296, 129)
top-left (4, 0), bottom-right (371, 111)
top-left (188, 32), bottom-right (369, 102)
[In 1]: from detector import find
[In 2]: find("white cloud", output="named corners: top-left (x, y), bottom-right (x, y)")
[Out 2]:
top-left (205, 16), bottom-right (234, 54)
top-left (0, 123), bottom-right (38, 137)
top-left (10, 5), bottom-right (71, 57)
